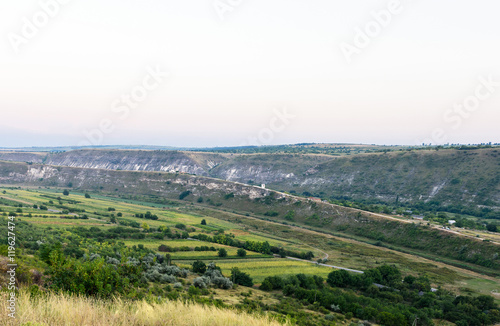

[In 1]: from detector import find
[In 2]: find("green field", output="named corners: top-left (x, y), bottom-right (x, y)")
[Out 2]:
top-left (121, 239), bottom-right (271, 259)
top-left (1, 186), bottom-right (499, 302)
top-left (0, 188), bottom-right (321, 282)
top-left (179, 258), bottom-right (334, 283)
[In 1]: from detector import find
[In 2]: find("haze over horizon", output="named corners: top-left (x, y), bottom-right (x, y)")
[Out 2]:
top-left (1, 0), bottom-right (499, 147)
top-left (0, 141), bottom-right (498, 151)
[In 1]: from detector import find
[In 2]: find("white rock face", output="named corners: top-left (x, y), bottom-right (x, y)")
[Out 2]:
top-left (27, 166), bottom-right (57, 180)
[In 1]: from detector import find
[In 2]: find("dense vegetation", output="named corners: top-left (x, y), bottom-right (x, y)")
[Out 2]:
top-left (259, 265), bottom-right (500, 326)
top-left (1, 186), bottom-right (499, 326)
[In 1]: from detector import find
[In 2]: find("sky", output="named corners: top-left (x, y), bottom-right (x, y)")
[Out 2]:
top-left (1, 0), bottom-right (499, 148)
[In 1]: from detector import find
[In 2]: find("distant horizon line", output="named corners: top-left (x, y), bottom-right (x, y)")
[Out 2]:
top-left (0, 142), bottom-right (499, 152)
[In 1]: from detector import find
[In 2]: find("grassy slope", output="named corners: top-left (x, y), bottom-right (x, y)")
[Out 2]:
top-left (3, 187), bottom-right (499, 301)
top-left (210, 148), bottom-right (500, 208)
top-left (0, 160), bottom-right (498, 273)
top-left (0, 290), bottom-right (287, 326)
top-left (2, 147), bottom-right (499, 209)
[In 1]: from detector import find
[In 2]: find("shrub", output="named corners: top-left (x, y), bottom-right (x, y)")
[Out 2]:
top-left (179, 191), bottom-right (191, 200)
top-left (284, 211), bottom-right (295, 221)
top-left (211, 276), bottom-right (233, 289)
top-left (45, 252), bottom-right (135, 298)
top-left (192, 260), bottom-right (207, 274)
top-left (193, 276), bottom-right (210, 289)
top-left (231, 267), bottom-right (253, 287)
top-left (188, 285), bottom-right (201, 296)
top-left (160, 275), bottom-right (176, 284)
top-left (260, 276), bottom-right (283, 291)
top-left (204, 263), bottom-right (233, 289)
top-left (175, 223), bottom-right (186, 230)
top-left (218, 248), bottom-right (228, 258)
top-left (158, 244), bottom-right (171, 252)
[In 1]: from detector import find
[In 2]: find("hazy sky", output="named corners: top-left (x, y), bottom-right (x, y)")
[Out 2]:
top-left (1, 0), bottom-right (499, 147)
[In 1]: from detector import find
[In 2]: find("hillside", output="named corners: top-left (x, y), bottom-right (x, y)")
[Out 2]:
top-left (1, 171), bottom-right (499, 325)
top-left (1, 147), bottom-right (499, 212)
top-left (0, 290), bottom-right (286, 326)
top-left (1, 160), bottom-right (499, 274)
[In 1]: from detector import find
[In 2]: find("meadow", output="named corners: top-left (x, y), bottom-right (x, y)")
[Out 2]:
top-left (1, 186), bottom-right (499, 302)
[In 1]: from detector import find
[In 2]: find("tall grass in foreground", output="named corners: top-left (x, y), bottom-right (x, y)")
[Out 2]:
top-left (0, 290), bottom-right (288, 326)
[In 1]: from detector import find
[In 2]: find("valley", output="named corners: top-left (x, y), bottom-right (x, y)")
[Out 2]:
top-left (1, 145), bottom-right (499, 325)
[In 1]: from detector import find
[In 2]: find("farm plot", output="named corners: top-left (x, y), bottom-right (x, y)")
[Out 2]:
top-left (179, 258), bottom-right (334, 283)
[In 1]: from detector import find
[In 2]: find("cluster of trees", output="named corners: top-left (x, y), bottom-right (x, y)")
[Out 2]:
top-left (260, 266), bottom-right (500, 326)
top-left (134, 211), bottom-right (159, 220)
top-left (333, 220), bottom-right (500, 271)
top-left (3, 215), bottom-right (499, 326)
top-left (331, 196), bottom-right (500, 221)
top-left (191, 261), bottom-right (253, 289)
top-left (158, 244), bottom-right (217, 252)
top-left (193, 232), bottom-right (313, 260)
top-left (179, 191), bottom-right (191, 200)
top-left (44, 249), bottom-right (141, 298)
top-left (71, 226), bottom-right (147, 241)
top-left (40, 240), bottom-right (200, 299)
top-left (230, 267), bottom-right (253, 287)
top-left (193, 233), bottom-right (270, 254)
top-left (70, 225), bottom-right (191, 242)
top-left (327, 265), bottom-right (402, 288)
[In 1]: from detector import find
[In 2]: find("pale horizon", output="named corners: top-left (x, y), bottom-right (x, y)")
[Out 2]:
top-left (1, 0), bottom-right (499, 147)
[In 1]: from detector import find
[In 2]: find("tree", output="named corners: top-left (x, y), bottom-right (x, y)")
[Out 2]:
top-left (85, 193), bottom-right (91, 199)
top-left (218, 248), bottom-right (228, 257)
top-left (63, 190), bottom-right (69, 196)
top-left (487, 224), bottom-right (498, 232)
top-left (201, 219), bottom-right (207, 225)
top-left (327, 270), bottom-right (352, 287)
top-left (165, 254), bottom-right (172, 266)
top-left (260, 279), bottom-right (273, 291)
top-left (231, 267), bottom-right (253, 287)
top-left (141, 222), bottom-right (150, 231)
top-left (377, 265), bottom-right (402, 286)
top-left (259, 276), bottom-right (283, 291)
top-left (110, 216), bottom-right (117, 224)
top-left (192, 260), bottom-right (207, 274)
top-left (179, 191), bottom-right (191, 200)
top-left (158, 244), bottom-right (170, 252)
top-left (197, 197), bottom-right (204, 203)
top-left (237, 248), bottom-right (247, 257)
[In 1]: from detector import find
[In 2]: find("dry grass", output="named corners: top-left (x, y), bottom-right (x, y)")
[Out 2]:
top-left (0, 290), bottom-right (287, 326)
